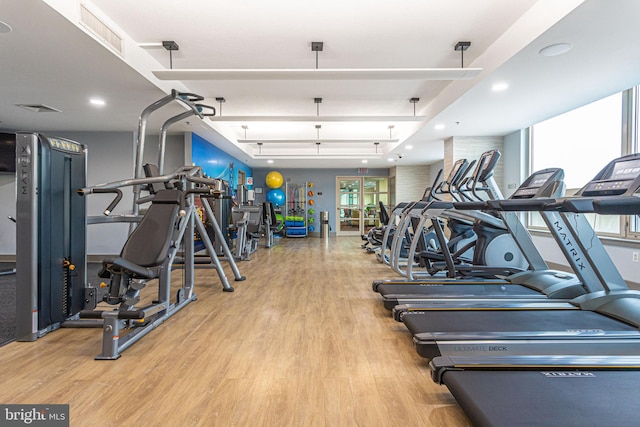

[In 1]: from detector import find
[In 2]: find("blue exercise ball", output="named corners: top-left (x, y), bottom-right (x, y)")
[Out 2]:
top-left (266, 189), bottom-right (285, 207)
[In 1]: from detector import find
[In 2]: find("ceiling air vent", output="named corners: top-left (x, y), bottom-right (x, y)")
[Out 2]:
top-left (79, 4), bottom-right (124, 57)
top-left (16, 104), bottom-right (62, 113)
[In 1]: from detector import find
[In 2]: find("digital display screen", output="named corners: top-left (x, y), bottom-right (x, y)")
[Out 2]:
top-left (528, 171), bottom-right (553, 188)
top-left (0, 132), bottom-right (16, 173)
top-left (611, 158), bottom-right (640, 180)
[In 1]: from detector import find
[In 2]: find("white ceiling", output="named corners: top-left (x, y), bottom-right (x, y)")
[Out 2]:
top-left (2, 0), bottom-right (640, 169)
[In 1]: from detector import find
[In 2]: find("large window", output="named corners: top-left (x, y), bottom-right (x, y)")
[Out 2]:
top-left (530, 87), bottom-right (638, 239)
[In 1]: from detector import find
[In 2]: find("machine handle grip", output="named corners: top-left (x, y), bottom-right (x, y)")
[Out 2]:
top-left (78, 188), bottom-right (123, 216)
top-left (177, 92), bottom-right (205, 102)
top-left (179, 188), bottom-right (222, 216)
top-left (195, 104), bottom-right (216, 117)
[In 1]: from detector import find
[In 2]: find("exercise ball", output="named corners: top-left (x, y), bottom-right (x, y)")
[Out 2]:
top-left (308, 208), bottom-right (315, 215)
top-left (308, 199), bottom-right (315, 205)
top-left (308, 217), bottom-right (315, 224)
top-left (307, 190), bottom-right (314, 197)
top-left (265, 171), bottom-right (284, 189)
top-left (308, 182), bottom-right (314, 188)
top-left (308, 225), bottom-right (315, 232)
top-left (266, 189), bottom-right (285, 206)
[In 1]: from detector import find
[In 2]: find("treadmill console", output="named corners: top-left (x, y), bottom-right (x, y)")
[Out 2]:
top-left (510, 169), bottom-right (561, 199)
top-left (581, 157), bottom-right (640, 197)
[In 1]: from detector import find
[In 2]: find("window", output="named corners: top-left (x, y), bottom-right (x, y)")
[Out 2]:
top-left (530, 87), bottom-right (638, 239)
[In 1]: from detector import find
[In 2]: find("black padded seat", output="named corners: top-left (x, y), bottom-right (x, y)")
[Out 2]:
top-left (100, 189), bottom-right (181, 279)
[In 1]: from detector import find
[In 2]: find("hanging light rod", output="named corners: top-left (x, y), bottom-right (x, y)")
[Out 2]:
top-left (252, 153), bottom-right (385, 159)
top-left (210, 115), bottom-right (425, 122)
top-left (152, 68), bottom-right (482, 81)
top-left (238, 138), bottom-right (399, 144)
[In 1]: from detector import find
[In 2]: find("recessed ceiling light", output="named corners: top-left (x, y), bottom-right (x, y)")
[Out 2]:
top-left (361, 159), bottom-right (368, 164)
top-left (405, 145), bottom-right (413, 150)
top-left (434, 124), bottom-right (445, 130)
top-left (492, 82), bottom-right (509, 92)
top-left (89, 98), bottom-right (106, 106)
top-left (539, 43), bottom-right (572, 57)
top-left (387, 158), bottom-right (395, 162)
top-left (0, 21), bottom-right (12, 34)
top-left (267, 159), bottom-right (274, 164)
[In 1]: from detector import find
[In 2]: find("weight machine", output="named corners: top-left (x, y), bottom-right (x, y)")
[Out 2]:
top-left (15, 90), bottom-right (245, 359)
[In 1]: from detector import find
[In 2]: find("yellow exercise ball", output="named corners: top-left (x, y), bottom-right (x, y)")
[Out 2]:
top-left (265, 171), bottom-right (284, 189)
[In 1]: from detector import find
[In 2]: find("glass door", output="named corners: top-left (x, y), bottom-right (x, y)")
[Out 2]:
top-left (337, 178), bottom-right (362, 236)
top-left (337, 177), bottom-right (389, 236)
top-left (363, 177), bottom-right (389, 235)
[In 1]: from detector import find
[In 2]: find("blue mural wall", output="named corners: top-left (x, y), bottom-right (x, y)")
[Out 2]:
top-left (191, 133), bottom-right (253, 191)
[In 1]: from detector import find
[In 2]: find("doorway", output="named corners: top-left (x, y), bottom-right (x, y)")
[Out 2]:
top-left (336, 177), bottom-right (389, 236)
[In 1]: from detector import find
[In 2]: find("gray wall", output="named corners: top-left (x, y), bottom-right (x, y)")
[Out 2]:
top-left (252, 168), bottom-right (389, 233)
top-left (0, 131), bottom-right (185, 256)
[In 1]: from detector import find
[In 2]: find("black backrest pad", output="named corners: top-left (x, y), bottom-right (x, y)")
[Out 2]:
top-left (143, 163), bottom-right (167, 194)
top-left (120, 189), bottom-right (181, 267)
top-left (379, 201), bottom-right (390, 225)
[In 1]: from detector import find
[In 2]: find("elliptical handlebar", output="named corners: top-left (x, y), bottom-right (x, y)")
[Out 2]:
top-left (449, 160), bottom-right (476, 202)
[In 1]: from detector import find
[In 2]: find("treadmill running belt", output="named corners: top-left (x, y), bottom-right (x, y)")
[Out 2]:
top-left (376, 283), bottom-right (541, 297)
top-left (402, 309), bottom-right (637, 334)
top-left (442, 369), bottom-right (640, 427)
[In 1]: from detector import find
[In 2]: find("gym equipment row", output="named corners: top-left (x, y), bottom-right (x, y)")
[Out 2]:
top-left (372, 150), bottom-right (528, 281)
top-left (371, 152), bottom-right (640, 426)
top-left (375, 153), bottom-right (584, 311)
top-left (230, 202), bottom-right (282, 260)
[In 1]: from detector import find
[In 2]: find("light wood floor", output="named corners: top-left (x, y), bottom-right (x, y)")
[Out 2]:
top-left (0, 237), bottom-right (470, 427)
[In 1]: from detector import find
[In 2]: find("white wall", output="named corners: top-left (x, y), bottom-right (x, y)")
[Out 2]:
top-left (502, 129), bottom-right (528, 197)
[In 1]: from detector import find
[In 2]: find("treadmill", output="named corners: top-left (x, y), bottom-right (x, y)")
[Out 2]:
top-left (400, 154), bottom-right (640, 360)
top-left (430, 355), bottom-right (640, 427)
top-left (429, 188), bottom-right (640, 426)
top-left (376, 163), bottom-right (583, 311)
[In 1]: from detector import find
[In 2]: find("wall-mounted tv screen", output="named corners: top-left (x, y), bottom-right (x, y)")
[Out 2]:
top-left (0, 132), bottom-right (16, 173)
